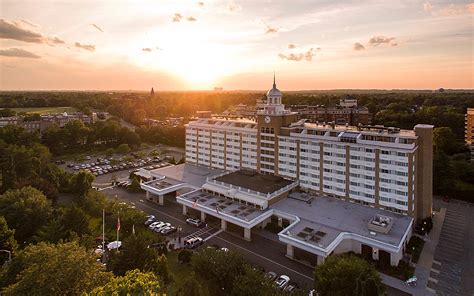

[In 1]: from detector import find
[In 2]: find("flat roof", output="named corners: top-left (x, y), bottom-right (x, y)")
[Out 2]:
top-left (143, 177), bottom-right (184, 191)
top-left (272, 195), bottom-right (413, 249)
top-left (149, 163), bottom-right (224, 188)
top-left (180, 189), bottom-right (270, 222)
top-left (214, 170), bottom-right (294, 194)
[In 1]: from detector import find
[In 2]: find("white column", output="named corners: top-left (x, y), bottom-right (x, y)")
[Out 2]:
top-left (201, 211), bottom-right (206, 221)
top-left (261, 218), bottom-right (269, 229)
top-left (221, 219), bottom-right (227, 230)
top-left (244, 227), bottom-right (251, 241)
top-left (146, 191), bottom-right (150, 200)
top-left (158, 194), bottom-right (164, 205)
top-left (278, 217), bottom-right (283, 227)
top-left (372, 248), bottom-right (379, 261)
top-left (317, 255), bottom-right (325, 266)
top-left (286, 244), bottom-right (294, 258)
top-left (182, 205), bottom-right (188, 215)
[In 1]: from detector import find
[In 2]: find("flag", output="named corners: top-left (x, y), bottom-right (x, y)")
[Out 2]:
top-left (192, 198), bottom-right (198, 208)
top-left (117, 217), bottom-right (121, 232)
top-left (132, 224), bottom-right (135, 235)
top-left (215, 205), bottom-right (220, 215)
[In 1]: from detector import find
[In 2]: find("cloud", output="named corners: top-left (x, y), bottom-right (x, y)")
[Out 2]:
top-left (227, 1), bottom-right (242, 12)
top-left (353, 42), bottom-right (365, 51)
top-left (369, 35), bottom-right (395, 46)
top-left (288, 44), bottom-right (296, 49)
top-left (278, 48), bottom-right (317, 62)
top-left (264, 23), bottom-right (278, 34)
top-left (142, 48), bottom-right (152, 52)
top-left (424, 2), bottom-right (474, 16)
top-left (0, 19), bottom-right (44, 43)
top-left (197, 2), bottom-right (204, 7)
top-left (173, 13), bottom-right (183, 22)
top-left (0, 48), bottom-right (40, 58)
top-left (90, 24), bottom-right (103, 32)
top-left (21, 19), bottom-right (38, 28)
top-left (47, 37), bottom-right (65, 44)
top-left (187, 16), bottom-right (197, 21)
top-left (75, 42), bottom-right (96, 52)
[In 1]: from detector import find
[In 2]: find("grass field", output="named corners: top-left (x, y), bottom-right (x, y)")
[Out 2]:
top-left (2, 107), bottom-right (77, 114)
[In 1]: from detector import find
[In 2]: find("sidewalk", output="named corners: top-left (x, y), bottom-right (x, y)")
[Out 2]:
top-left (414, 207), bottom-right (446, 295)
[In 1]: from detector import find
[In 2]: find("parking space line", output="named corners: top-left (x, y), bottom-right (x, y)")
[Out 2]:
top-left (426, 287), bottom-right (436, 294)
top-left (428, 277), bottom-right (439, 284)
top-left (431, 268), bottom-right (440, 274)
top-left (204, 229), bottom-right (224, 242)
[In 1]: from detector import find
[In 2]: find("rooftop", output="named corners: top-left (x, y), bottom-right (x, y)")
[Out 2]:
top-left (214, 170), bottom-right (294, 194)
top-left (149, 163), bottom-right (224, 188)
top-left (179, 189), bottom-right (270, 223)
top-left (272, 195), bottom-right (413, 249)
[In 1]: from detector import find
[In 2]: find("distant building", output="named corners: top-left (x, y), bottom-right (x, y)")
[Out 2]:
top-left (196, 111), bottom-right (212, 118)
top-left (214, 87), bottom-right (223, 92)
top-left (0, 112), bottom-right (96, 134)
top-left (466, 108), bottom-right (474, 162)
top-left (151, 87), bottom-right (155, 97)
top-left (289, 99), bottom-right (371, 126)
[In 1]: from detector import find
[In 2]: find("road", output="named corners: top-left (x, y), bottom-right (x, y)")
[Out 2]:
top-left (429, 197), bottom-right (474, 296)
top-left (102, 187), bottom-right (409, 295)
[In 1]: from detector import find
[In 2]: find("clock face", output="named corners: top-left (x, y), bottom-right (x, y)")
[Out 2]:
top-left (264, 116), bottom-right (271, 123)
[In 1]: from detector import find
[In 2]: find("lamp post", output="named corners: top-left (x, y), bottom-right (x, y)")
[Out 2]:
top-left (177, 226), bottom-right (182, 245)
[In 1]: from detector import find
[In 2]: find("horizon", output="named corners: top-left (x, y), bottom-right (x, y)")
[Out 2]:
top-left (1, 0), bottom-right (473, 90)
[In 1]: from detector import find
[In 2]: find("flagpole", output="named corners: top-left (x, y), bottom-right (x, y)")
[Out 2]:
top-left (116, 214), bottom-right (120, 253)
top-left (102, 209), bottom-right (105, 251)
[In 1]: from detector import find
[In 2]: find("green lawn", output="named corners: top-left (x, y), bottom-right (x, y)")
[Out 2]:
top-left (3, 106), bottom-right (77, 114)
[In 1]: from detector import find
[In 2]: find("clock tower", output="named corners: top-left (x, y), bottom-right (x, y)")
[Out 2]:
top-left (256, 74), bottom-right (298, 174)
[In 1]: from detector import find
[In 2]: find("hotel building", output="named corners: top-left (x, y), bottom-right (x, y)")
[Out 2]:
top-left (185, 76), bottom-right (433, 221)
top-left (142, 76), bottom-right (433, 267)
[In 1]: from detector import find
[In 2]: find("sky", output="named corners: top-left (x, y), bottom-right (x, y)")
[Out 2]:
top-left (0, 0), bottom-right (473, 90)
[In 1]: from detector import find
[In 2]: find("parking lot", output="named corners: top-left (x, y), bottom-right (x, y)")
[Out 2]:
top-left (428, 198), bottom-right (474, 296)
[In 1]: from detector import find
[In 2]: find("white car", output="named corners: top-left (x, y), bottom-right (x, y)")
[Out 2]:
top-left (275, 275), bottom-right (290, 290)
top-left (148, 221), bottom-right (162, 230)
top-left (153, 223), bottom-right (171, 233)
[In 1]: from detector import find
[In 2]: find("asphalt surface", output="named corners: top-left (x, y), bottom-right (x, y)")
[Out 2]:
top-left (102, 186), bottom-right (409, 296)
top-left (429, 198), bottom-right (474, 296)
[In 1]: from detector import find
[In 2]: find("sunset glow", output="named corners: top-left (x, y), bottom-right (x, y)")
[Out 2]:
top-left (0, 0), bottom-right (473, 90)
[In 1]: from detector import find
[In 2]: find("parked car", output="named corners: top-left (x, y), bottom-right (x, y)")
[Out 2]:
top-left (153, 223), bottom-right (171, 233)
top-left (184, 237), bottom-right (203, 249)
top-left (144, 216), bottom-right (156, 226)
top-left (275, 275), bottom-right (290, 290)
top-left (283, 282), bottom-right (298, 293)
top-left (148, 222), bottom-right (162, 230)
top-left (264, 271), bottom-right (277, 281)
top-left (186, 218), bottom-right (204, 228)
top-left (160, 226), bottom-right (177, 235)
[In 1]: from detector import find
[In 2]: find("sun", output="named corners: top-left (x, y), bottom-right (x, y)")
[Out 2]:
top-left (132, 24), bottom-right (241, 89)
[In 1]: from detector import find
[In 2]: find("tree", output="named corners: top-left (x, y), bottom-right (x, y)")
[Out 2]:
top-left (191, 249), bottom-right (248, 294)
top-left (149, 254), bottom-right (172, 285)
top-left (178, 249), bottom-right (193, 264)
top-left (0, 241), bottom-right (111, 295)
top-left (433, 127), bottom-right (460, 155)
top-left (116, 143), bottom-right (131, 154)
top-left (313, 254), bottom-right (385, 296)
top-left (61, 204), bottom-right (91, 236)
top-left (0, 186), bottom-right (52, 242)
top-left (33, 218), bottom-right (66, 243)
top-left (90, 269), bottom-right (161, 295)
top-left (174, 273), bottom-right (208, 296)
top-left (230, 265), bottom-right (282, 296)
top-left (72, 171), bottom-right (95, 196)
top-left (107, 232), bottom-right (161, 276)
top-left (0, 217), bottom-right (17, 264)
top-left (128, 176), bottom-right (143, 193)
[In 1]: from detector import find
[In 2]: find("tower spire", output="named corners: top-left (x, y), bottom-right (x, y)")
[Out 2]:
top-left (273, 72), bottom-right (276, 89)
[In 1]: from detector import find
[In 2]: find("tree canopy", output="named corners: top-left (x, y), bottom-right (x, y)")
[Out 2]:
top-left (89, 269), bottom-right (161, 296)
top-left (313, 254), bottom-right (385, 296)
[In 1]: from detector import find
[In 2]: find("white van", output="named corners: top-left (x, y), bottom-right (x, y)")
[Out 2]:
top-left (184, 237), bottom-right (203, 249)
